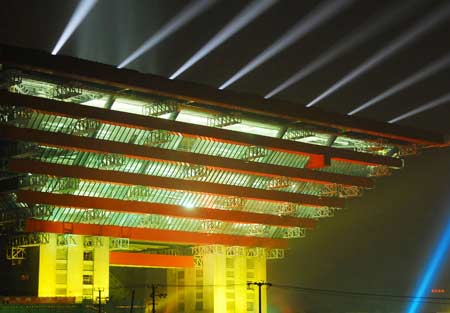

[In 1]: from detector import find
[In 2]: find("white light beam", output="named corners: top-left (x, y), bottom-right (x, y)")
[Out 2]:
top-left (170, 0), bottom-right (277, 80)
top-left (306, 2), bottom-right (450, 108)
top-left (219, 0), bottom-right (354, 90)
top-left (117, 0), bottom-right (217, 69)
top-left (388, 92), bottom-right (450, 123)
top-left (52, 0), bottom-right (98, 55)
top-left (264, 0), bottom-right (420, 99)
top-left (348, 53), bottom-right (450, 115)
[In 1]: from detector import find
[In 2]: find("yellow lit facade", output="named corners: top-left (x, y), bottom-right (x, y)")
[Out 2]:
top-left (168, 246), bottom-right (267, 313)
top-left (37, 239), bottom-right (268, 312)
top-left (37, 234), bottom-right (109, 302)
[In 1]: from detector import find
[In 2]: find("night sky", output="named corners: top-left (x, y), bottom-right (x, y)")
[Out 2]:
top-left (1, 1), bottom-right (450, 312)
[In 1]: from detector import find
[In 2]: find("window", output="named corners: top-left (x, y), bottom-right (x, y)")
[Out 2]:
top-left (56, 273), bottom-right (67, 284)
top-left (195, 301), bottom-right (203, 311)
top-left (83, 274), bottom-right (93, 285)
top-left (56, 262), bottom-right (67, 270)
top-left (83, 263), bottom-right (94, 271)
top-left (196, 288), bottom-right (203, 299)
top-left (83, 251), bottom-right (94, 261)
top-left (56, 247), bottom-right (68, 260)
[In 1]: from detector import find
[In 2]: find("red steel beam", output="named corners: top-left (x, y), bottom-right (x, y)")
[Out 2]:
top-left (0, 44), bottom-right (445, 145)
top-left (9, 159), bottom-right (345, 208)
top-left (17, 190), bottom-right (316, 229)
top-left (110, 252), bottom-right (194, 268)
top-left (0, 92), bottom-right (403, 168)
top-left (25, 219), bottom-right (288, 248)
top-left (0, 125), bottom-right (374, 188)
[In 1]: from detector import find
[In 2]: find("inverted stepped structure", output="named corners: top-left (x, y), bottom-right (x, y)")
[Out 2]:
top-left (0, 44), bottom-right (447, 313)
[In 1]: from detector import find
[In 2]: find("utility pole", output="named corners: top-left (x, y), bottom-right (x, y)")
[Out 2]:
top-left (97, 289), bottom-right (102, 313)
top-left (247, 281), bottom-right (272, 313)
top-left (129, 289), bottom-right (135, 313)
top-left (150, 284), bottom-right (167, 313)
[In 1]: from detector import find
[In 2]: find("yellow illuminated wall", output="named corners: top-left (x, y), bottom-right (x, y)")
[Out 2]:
top-left (37, 234), bottom-right (109, 302)
top-left (167, 246), bottom-right (267, 313)
top-left (38, 234), bottom-right (57, 297)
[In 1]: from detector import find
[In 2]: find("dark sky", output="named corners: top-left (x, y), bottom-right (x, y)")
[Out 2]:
top-left (1, 1), bottom-right (450, 312)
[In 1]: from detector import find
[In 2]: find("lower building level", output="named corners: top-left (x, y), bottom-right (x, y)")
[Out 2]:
top-left (2, 233), bottom-right (273, 313)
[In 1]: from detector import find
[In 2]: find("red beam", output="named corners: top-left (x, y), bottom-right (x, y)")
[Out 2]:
top-left (110, 252), bottom-right (194, 268)
top-left (17, 190), bottom-right (316, 229)
top-left (0, 92), bottom-right (403, 168)
top-left (0, 44), bottom-right (445, 145)
top-left (0, 125), bottom-right (373, 188)
top-left (25, 219), bottom-right (288, 248)
top-left (9, 159), bottom-right (345, 208)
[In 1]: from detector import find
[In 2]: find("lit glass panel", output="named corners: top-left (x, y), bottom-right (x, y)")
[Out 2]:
top-left (111, 98), bottom-right (149, 115)
top-left (5, 73), bottom-right (401, 155)
top-left (176, 110), bottom-right (209, 126)
top-left (81, 98), bottom-right (107, 108)
top-left (224, 121), bottom-right (279, 138)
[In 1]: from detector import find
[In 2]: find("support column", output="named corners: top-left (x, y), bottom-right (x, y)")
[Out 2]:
top-left (93, 237), bottom-right (109, 300)
top-left (66, 235), bottom-right (83, 301)
top-left (38, 233), bottom-right (57, 297)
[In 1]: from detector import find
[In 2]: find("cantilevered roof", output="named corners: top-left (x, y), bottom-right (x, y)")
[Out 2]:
top-left (0, 44), bottom-right (446, 146)
top-left (0, 44), bottom-right (446, 251)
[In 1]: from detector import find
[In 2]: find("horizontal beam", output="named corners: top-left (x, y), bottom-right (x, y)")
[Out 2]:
top-left (0, 44), bottom-right (445, 145)
top-left (0, 92), bottom-right (403, 168)
top-left (110, 252), bottom-right (194, 268)
top-left (9, 159), bottom-right (345, 208)
top-left (25, 219), bottom-right (288, 248)
top-left (0, 126), bottom-right (374, 188)
top-left (17, 190), bottom-right (316, 229)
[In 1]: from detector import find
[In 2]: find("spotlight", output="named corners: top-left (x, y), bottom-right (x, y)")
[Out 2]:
top-left (52, 0), bottom-right (98, 55)
top-left (170, 0), bottom-right (277, 80)
top-left (117, 0), bottom-right (217, 69)
top-left (306, 2), bottom-right (450, 107)
top-left (219, 0), bottom-right (354, 90)
top-left (348, 53), bottom-right (450, 115)
top-left (388, 92), bottom-right (450, 123)
top-left (406, 212), bottom-right (450, 313)
top-left (264, 0), bottom-right (421, 99)
top-left (184, 203), bottom-right (195, 210)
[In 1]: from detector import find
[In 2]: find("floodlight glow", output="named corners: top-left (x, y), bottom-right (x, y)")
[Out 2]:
top-left (389, 92), bottom-right (450, 123)
top-left (218, 0), bottom-right (354, 90)
top-left (405, 211), bottom-right (450, 313)
top-left (170, 0), bottom-right (277, 80)
top-left (184, 203), bottom-right (195, 209)
top-left (306, 2), bottom-right (450, 107)
top-left (51, 0), bottom-right (98, 55)
top-left (117, 0), bottom-right (217, 69)
top-left (264, 0), bottom-right (419, 99)
top-left (349, 53), bottom-right (450, 115)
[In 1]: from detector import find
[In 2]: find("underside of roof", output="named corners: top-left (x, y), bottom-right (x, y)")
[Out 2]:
top-left (0, 45), bottom-right (446, 254)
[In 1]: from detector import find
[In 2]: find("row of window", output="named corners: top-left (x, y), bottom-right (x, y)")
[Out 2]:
top-left (56, 248), bottom-right (94, 261)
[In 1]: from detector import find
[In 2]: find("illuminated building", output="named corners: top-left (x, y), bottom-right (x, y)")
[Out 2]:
top-left (0, 44), bottom-right (447, 312)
